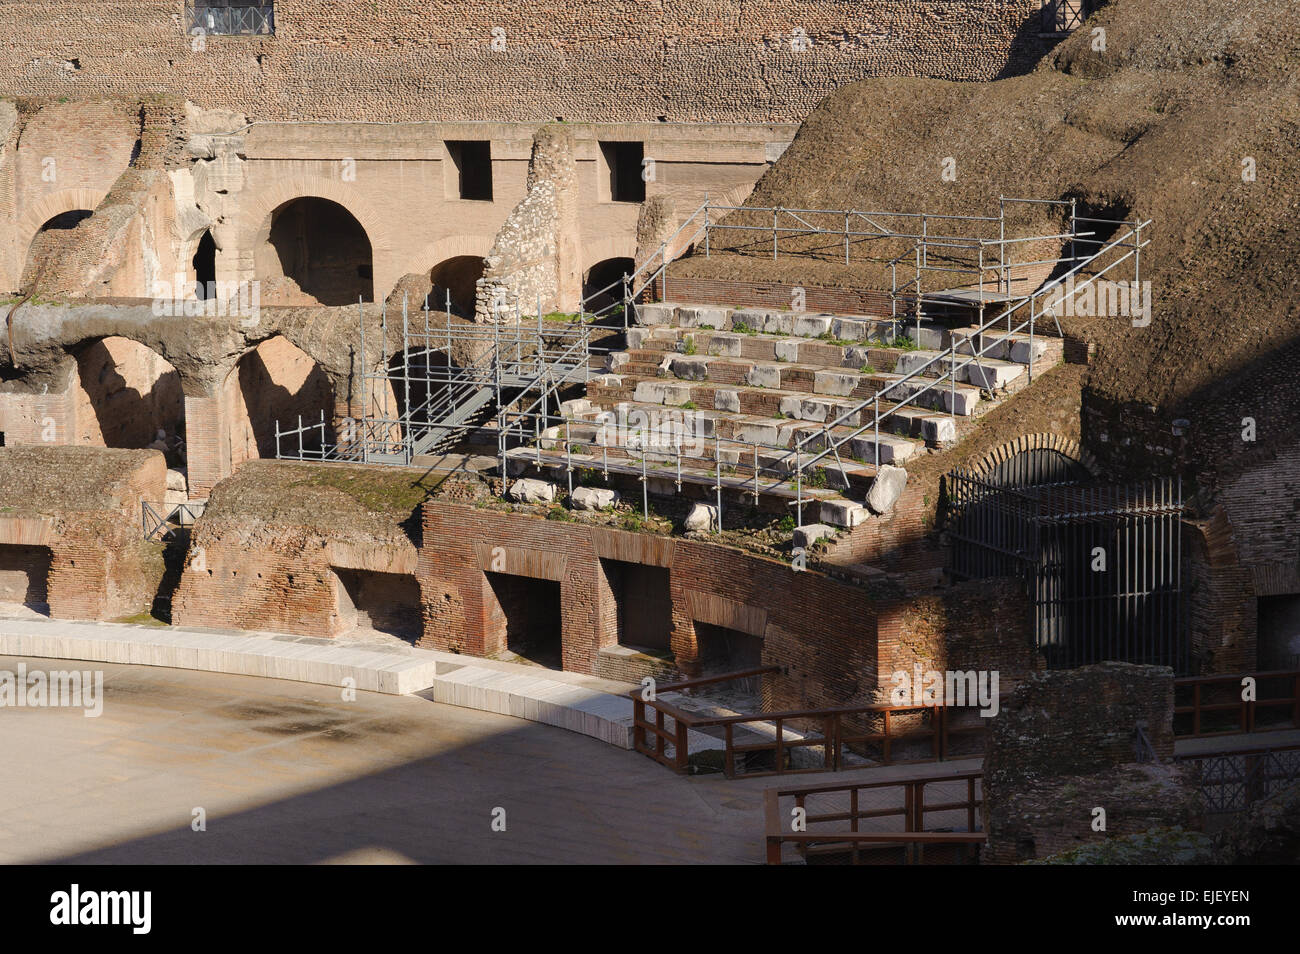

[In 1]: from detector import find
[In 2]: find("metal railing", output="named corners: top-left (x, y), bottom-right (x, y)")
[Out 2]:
top-left (186, 3), bottom-right (275, 36)
top-left (142, 500), bottom-right (206, 541)
top-left (794, 217), bottom-right (1150, 479)
top-left (276, 293), bottom-right (594, 465)
top-left (1177, 743), bottom-right (1300, 815)
top-left (764, 770), bottom-right (985, 864)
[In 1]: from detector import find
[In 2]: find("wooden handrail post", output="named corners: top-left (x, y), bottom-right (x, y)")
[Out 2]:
top-left (725, 723), bottom-right (735, 778)
top-left (675, 717), bottom-right (688, 773)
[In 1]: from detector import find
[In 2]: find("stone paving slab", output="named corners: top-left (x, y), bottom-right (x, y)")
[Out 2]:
top-left (0, 616), bottom-right (646, 751)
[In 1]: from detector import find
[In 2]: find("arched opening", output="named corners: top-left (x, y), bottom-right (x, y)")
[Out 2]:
top-left (225, 336), bottom-right (335, 467)
top-left (22, 209), bottom-right (93, 288)
top-left (261, 197), bottom-right (373, 305)
top-left (192, 230), bottom-right (217, 299)
top-left (582, 257), bottom-right (634, 314)
top-left (72, 337), bottom-right (185, 464)
top-left (428, 256), bottom-right (485, 317)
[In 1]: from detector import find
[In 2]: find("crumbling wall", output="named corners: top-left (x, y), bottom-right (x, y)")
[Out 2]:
top-left (982, 662), bottom-right (1199, 864)
top-left (171, 461), bottom-right (426, 637)
top-left (0, 445), bottom-right (167, 619)
top-left (475, 126), bottom-right (580, 321)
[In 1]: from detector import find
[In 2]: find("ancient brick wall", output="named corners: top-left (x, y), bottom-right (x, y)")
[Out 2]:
top-left (0, 445), bottom-right (166, 620)
top-left (875, 577), bottom-right (1039, 696)
top-left (0, 2), bottom-right (1055, 124)
top-left (475, 126), bottom-right (581, 320)
top-left (981, 662), bottom-right (1198, 863)
top-left (419, 501), bottom-right (1022, 710)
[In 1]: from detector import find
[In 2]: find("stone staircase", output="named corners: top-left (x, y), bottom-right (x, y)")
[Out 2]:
top-left (505, 301), bottom-right (1063, 527)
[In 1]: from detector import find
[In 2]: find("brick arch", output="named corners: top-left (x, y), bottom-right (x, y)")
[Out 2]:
top-left (969, 433), bottom-right (1100, 480)
top-left (15, 187), bottom-right (108, 262)
top-left (581, 236), bottom-right (637, 273)
top-left (418, 234), bottom-right (493, 269)
top-left (239, 177), bottom-right (397, 297)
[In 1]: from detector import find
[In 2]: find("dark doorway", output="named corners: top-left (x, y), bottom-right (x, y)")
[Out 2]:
top-left (266, 197), bottom-right (374, 305)
top-left (583, 257), bottom-right (634, 314)
top-left (333, 569), bottom-right (423, 643)
top-left (0, 545), bottom-right (52, 614)
top-left (600, 141), bottom-right (645, 203)
top-left (193, 230), bottom-right (217, 298)
top-left (1257, 595), bottom-right (1300, 670)
top-left (601, 559), bottom-right (672, 652)
top-left (445, 141), bottom-right (493, 201)
top-left (695, 622), bottom-right (763, 686)
top-left (487, 572), bottom-right (563, 669)
top-left (429, 256), bottom-right (485, 317)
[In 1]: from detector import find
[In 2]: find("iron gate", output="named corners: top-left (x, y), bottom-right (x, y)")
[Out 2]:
top-left (943, 470), bottom-right (1186, 672)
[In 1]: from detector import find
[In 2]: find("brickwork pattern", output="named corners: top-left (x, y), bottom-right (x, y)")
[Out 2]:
top-left (0, 2), bottom-right (1054, 124)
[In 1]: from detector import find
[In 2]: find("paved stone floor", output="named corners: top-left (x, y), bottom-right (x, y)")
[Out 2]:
top-left (0, 654), bottom-right (772, 864)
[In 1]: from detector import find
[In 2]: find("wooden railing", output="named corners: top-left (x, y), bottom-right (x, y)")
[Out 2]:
top-left (631, 668), bottom-right (988, 778)
top-left (1174, 670), bottom-right (1300, 738)
top-left (764, 770), bottom-right (985, 864)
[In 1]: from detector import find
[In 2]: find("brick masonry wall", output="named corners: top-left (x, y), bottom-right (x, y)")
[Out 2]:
top-left (418, 501), bottom-right (1037, 709)
top-left (981, 661), bottom-right (1198, 863)
top-left (874, 577), bottom-right (1039, 695)
top-left (0, 2), bottom-right (1055, 124)
top-left (0, 446), bottom-right (166, 620)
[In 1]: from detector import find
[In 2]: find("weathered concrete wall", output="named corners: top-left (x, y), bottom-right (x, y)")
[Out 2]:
top-left (0, 2), bottom-right (1055, 124)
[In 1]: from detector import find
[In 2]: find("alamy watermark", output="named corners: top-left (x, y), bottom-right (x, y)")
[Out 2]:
top-left (0, 663), bottom-right (103, 717)
top-left (1043, 274), bottom-right (1152, 327)
top-left (889, 666), bottom-right (1000, 717)
top-left (593, 402), bottom-right (710, 457)
top-left (151, 275), bottom-right (261, 325)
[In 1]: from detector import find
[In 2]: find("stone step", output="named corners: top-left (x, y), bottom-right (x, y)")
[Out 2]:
top-left (950, 325), bottom-right (1062, 367)
top-left (503, 447), bottom-right (872, 527)
top-left (633, 301), bottom-right (911, 343)
top-left (893, 349), bottom-right (1026, 390)
top-left (561, 396), bottom-right (932, 469)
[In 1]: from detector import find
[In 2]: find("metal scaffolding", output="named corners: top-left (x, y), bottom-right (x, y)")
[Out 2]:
top-left (275, 292), bottom-right (595, 466)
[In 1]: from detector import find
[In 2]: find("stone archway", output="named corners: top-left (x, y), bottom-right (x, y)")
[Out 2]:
top-left (258, 197), bottom-right (375, 306)
top-left (12, 188), bottom-right (107, 292)
top-left (71, 336), bottom-right (185, 462)
top-left (240, 177), bottom-right (396, 300)
top-left (222, 335), bottom-right (336, 468)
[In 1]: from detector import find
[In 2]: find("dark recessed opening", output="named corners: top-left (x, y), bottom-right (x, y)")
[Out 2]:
top-left (446, 140), bottom-right (493, 201)
top-left (193, 230), bottom-right (217, 298)
top-left (487, 572), bottom-right (562, 669)
top-left (601, 559), bottom-right (672, 652)
top-left (601, 141), bottom-right (646, 203)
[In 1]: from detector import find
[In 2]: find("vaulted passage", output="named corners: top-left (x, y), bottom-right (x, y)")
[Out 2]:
top-left (22, 209), bottom-right (93, 289)
top-left (428, 256), bottom-right (484, 317)
top-left (73, 337), bottom-right (184, 461)
top-left (0, 545), bottom-right (52, 614)
top-left (487, 572), bottom-right (562, 669)
top-left (225, 336), bottom-right (334, 467)
top-left (262, 197), bottom-right (373, 305)
top-left (333, 569), bottom-right (422, 643)
top-left (583, 257), bottom-right (634, 313)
